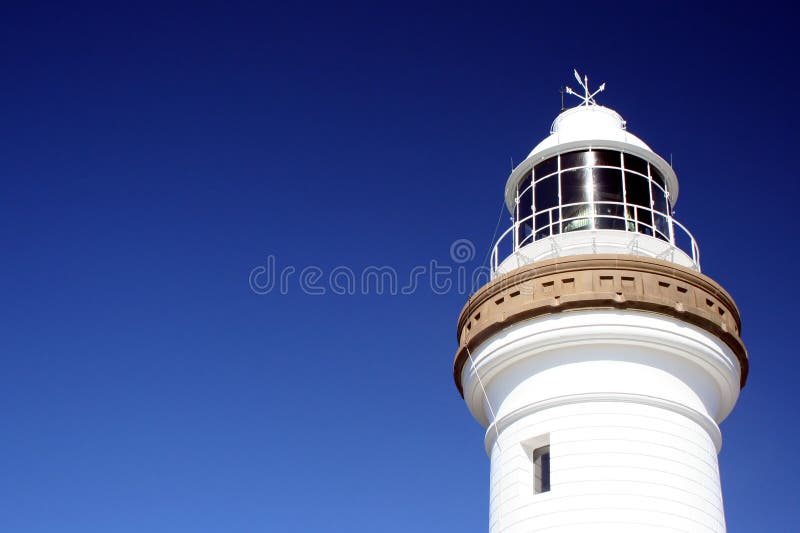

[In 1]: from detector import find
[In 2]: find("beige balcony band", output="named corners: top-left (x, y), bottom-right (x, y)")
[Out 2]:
top-left (454, 254), bottom-right (748, 396)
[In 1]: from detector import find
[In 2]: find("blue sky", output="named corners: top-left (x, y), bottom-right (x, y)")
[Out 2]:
top-left (1, 2), bottom-right (797, 532)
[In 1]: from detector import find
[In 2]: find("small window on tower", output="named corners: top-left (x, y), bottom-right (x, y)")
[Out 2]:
top-left (533, 445), bottom-right (551, 494)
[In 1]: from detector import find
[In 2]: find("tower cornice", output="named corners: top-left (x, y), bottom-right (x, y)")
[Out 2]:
top-left (453, 254), bottom-right (747, 396)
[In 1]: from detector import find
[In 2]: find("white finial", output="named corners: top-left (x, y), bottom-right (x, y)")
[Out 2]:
top-left (564, 69), bottom-right (606, 106)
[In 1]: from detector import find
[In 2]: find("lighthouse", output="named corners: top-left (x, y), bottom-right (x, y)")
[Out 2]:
top-left (453, 72), bottom-right (748, 533)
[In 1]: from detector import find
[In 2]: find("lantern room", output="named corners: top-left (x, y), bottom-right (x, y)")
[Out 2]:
top-left (491, 87), bottom-right (699, 277)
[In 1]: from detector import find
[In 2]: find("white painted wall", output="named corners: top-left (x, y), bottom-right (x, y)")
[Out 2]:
top-left (461, 310), bottom-right (741, 533)
top-left (488, 402), bottom-right (724, 532)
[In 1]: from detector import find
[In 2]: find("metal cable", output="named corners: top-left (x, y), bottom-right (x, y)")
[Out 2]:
top-left (465, 345), bottom-right (502, 452)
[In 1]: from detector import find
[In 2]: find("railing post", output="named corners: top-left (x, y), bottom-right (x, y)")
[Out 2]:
top-left (666, 194), bottom-right (675, 245)
top-left (513, 198), bottom-right (519, 251)
top-left (513, 219), bottom-right (518, 251)
top-left (694, 240), bottom-right (701, 270)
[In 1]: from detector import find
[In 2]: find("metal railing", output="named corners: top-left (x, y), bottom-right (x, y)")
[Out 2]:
top-left (490, 201), bottom-right (700, 275)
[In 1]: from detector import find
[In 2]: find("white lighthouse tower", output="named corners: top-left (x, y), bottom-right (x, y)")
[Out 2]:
top-left (453, 72), bottom-right (748, 533)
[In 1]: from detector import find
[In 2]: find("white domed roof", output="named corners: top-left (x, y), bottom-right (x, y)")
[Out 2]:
top-left (528, 104), bottom-right (652, 159)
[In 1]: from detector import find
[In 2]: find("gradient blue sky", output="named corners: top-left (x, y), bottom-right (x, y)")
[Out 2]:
top-left (1, 2), bottom-right (797, 532)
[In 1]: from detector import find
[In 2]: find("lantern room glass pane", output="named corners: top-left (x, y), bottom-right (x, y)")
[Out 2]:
top-left (594, 168), bottom-right (625, 230)
top-left (650, 165), bottom-right (666, 190)
top-left (517, 173), bottom-right (533, 247)
top-left (561, 168), bottom-right (591, 233)
top-left (651, 181), bottom-right (668, 215)
top-left (637, 207), bottom-right (653, 235)
top-left (561, 150), bottom-right (592, 170)
top-left (654, 212), bottom-right (670, 242)
top-left (561, 168), bottom-right (590, 205)
top-left (517, 171), bottom-right (533, 218)
top-left (517, 172), bottom-right (532, 196)
top-left (594, 149), bottom-right (621, 167)
top-left (594, 168), bottom-right (623, 203)
top-left (534, 175), bottom-right (559, 212)
top-left (534, 174), bottom-right (559, 240)
top-left (624, 153), bottom-right (648, 175)
top-left (534, 212), bottom-right (559, 240)
top-left (625, 172), bottom-right (650, 207)
top-left (534, 156), bottom-right (558, 179)
top-left (562, 203), bottom-right (591, 233)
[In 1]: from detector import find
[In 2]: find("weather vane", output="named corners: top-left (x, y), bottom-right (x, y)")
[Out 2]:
top-left (565, 69), bottom-right (606, 106)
